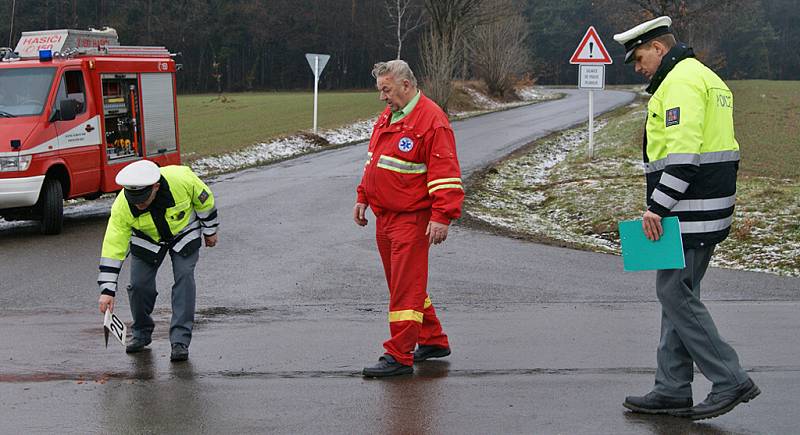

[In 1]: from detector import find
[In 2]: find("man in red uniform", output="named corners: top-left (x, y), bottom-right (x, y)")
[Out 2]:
top-left (354, 60), bottom-right (464, 377)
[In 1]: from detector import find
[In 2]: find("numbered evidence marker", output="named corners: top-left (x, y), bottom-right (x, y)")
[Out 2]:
top-left (103, 309), bottom-right (127, 347)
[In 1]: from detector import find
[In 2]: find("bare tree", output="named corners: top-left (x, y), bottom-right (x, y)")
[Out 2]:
top-left (419, 27), bottom-right (461, 111)
top-left (385, 0), bottom-right (424, 59)
top-left (468, 0), bottom-right (529, 97)
top-left (420, 0), bottom-right (488, 112)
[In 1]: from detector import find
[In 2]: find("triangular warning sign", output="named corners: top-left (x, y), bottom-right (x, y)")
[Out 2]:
top-left (570, 26), bottom-right (612, 64)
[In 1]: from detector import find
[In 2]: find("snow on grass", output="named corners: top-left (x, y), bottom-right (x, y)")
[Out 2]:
top-left (466, 118), bottom-right (617, 252)
top-left (191, 119), bottom-right (377, 177)
top-left (451, 86), bottom-right (561, 118)
top-left (466, 100), bottom-right (800, 277)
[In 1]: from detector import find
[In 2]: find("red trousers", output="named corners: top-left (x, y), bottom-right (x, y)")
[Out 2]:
top-left (375, 209), bottom-right (449, 366)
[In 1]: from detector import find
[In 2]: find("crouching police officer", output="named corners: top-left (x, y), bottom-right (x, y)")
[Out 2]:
top-left (96, 160), bottom-right (219, 362)
top-left (614, 16), bottom-right (759, 420)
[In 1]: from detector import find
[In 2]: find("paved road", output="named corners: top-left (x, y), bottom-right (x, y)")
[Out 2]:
top-left (1, 89), bottom-right (798, 434)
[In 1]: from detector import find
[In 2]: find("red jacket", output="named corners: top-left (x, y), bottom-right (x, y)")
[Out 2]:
top-left (357, 92), bottom-right (464, 224)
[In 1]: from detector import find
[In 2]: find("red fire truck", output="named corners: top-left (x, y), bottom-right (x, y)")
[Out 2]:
top-left (0, 28), bottom-right (181, 234)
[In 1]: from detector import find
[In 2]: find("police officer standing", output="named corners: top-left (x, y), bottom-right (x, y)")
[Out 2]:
top-left (97, 160), bottom-right (219, 362)
top-left (613, 16), bottom-right (759, 420)
top-left (354, 60), bottom-right (464, 377)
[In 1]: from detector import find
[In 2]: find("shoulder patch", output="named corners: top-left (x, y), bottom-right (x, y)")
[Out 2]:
top-left (398, 137), bottom-right (414, 152)
top-left (198, 190), bottom-right (209, 204)
top-left (665, 107), bottom-right (680, 127)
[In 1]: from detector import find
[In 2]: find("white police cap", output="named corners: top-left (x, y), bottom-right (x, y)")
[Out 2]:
top-left (116, 160), bottom-right (160, 204)
top-left (613, 16), bottom-right (672, 63)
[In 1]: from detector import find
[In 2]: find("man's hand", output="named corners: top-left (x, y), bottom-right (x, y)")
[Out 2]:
top-left (98, 294), bottom-right (114, 314)
top-left (426, 221), bottom-right (449, 245)
top-left (204, 233), bottom-right (218, 247)
top-left (353, 203), bottom-right (368, 226)
top-left (642, 210), bottom-right (664, 241)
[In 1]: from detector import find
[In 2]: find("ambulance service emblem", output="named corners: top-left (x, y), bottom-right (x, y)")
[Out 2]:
top-left (398, 137), bottom-right (414, 152)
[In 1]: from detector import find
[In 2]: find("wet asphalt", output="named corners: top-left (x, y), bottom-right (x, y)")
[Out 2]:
top-left (1, 89), bottom-right (798, 434)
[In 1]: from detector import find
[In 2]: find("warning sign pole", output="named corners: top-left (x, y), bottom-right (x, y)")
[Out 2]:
top-left (570, 26), bottom-right (612, 160)
top-left (588, 92), bottom-right (595, 159)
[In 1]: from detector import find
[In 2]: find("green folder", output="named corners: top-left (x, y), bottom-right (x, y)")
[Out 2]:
top-left (618, 216), bottom-right (685, 271)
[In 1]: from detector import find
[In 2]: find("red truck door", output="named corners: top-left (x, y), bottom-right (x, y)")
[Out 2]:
top-left (51, 68), bottom-right (102, 197)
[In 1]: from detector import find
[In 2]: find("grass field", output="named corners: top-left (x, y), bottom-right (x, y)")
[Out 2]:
top-left (465, 80), bottom-right (800, 276)
top-left (730, 81), bottom-right (800, 180)
top-left (177, 91), bottom-right (385, 161)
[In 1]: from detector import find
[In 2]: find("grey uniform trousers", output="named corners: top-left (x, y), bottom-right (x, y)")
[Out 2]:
top-left (127, 248), bottom-right (199, 347)
top-left (653, 245), bottom-right (749, 398)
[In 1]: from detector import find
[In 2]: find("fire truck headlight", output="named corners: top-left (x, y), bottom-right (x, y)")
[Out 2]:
top-left (0, 155), bottom-right (32, 172)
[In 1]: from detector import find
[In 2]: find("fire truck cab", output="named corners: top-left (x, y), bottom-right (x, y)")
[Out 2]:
top-left (0, 28), bottom-right (181, 234)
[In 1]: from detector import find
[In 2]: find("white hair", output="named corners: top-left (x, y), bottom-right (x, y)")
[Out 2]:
top-left (371, 60), bottom-right (417, 88)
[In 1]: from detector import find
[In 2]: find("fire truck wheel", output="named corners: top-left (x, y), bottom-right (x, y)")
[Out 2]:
top-left (38, 178), bottom-right (64, 235)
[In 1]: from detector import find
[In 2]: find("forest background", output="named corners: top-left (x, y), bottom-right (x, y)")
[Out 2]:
top-left (3, 0), bottom-right (796, 101)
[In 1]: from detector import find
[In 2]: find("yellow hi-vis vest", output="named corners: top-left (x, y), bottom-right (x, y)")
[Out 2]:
top-left (644, 55), bottom-right (739, 248)
top-left (97, 165), bottom-right (218, 295)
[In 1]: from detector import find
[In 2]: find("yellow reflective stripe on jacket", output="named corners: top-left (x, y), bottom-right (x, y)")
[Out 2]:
top-left (423, 297), bottom-right (432, 309)
top-left (388, 309), bottom-right (424, 323)
top-left (377, 155), bottom-right (427, 174)
top-left (427, 177), bottom-right (462, 187)
top-left (429, 184), bottom-right (464, 194)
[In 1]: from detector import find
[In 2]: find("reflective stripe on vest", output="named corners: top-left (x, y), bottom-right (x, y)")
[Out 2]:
top-left (644, 150), bottom-right (740, 174)
top-left (680, 215), bottom-right (733, 233)
top-left (652, 189), bottom-right (678, 209)
top-left (99, 257), bottom-right (123, 269)
top-left (131, 235), bottom-right (162, 253)
top-left (672, 194), bottom-right (736, 212)
top-left (659, 172), bottom-right (689, 193)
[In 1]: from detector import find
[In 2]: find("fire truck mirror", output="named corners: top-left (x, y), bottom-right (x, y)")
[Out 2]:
top-left (52, 99), bottom-right (78, 122)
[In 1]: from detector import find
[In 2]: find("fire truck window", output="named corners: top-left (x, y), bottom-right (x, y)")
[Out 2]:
top-left (54, 70), bottom-right (86, 114)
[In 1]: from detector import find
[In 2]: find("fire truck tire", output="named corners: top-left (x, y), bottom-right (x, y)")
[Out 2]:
top-left (38, 178), bottom-right (64, 235)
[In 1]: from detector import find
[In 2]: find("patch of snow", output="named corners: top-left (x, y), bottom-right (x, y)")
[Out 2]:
top-left (191, 118), bottom-right (377, 177)
top-left (451, 86), bottom-right (560, 118)
top-left (467, 99), bottom-right (800, 278)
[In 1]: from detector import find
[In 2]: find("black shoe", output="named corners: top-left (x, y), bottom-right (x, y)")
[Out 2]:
top-left (125, 337), bottom-right (152, 354)
top-left (413, 345), bottom-right (451, 362)
top-left (170, 343), bottom-right (189, 362)
top-left (623, 391), bottom-right (692, 414)
top-left (362, 355), bottom-right (413, 378)
top-left (676, 379), bottom-right (760, 420)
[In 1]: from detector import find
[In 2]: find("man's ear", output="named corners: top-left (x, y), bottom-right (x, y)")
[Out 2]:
top-left (652, 40), bottom-right (668, 57)
top-left (152, 182), bottom-right (161, 192)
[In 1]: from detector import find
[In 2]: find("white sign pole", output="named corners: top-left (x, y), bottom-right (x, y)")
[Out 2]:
top-left (313, 56), bottom-right (319, 133)
top-left (588, 90), bottom-right (594, 159)
top-left (305, 53), bottom-right (330, 133)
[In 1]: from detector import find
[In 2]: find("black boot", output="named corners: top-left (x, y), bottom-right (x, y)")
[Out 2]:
top-left (170, 343), bottom-right (189, 362)
top-left (623, 391), bottom-right (692, 414)
top-left (413, 345), bottom-right (451, 362)
top-left (362, 355), bottom-right (413, 378)
top-left (125, 337), bottom-right (152, 353)
top-left (675, 379), bottom-right (760, 420)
